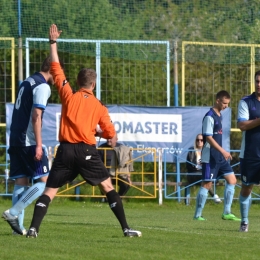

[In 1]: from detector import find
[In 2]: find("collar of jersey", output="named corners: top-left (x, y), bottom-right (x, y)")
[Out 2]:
top-left (79, 88), bottom-right (93, 95)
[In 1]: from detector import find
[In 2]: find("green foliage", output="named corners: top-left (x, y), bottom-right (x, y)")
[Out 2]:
top-left (0, 0), bottom-right (17, 37)
top-left (2, 0), bottom-right (260, 44)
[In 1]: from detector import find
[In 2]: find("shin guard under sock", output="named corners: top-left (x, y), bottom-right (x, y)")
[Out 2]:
top-left (194, 187), bottom-right (208, 218)
top-left (29, 194), bottom-right (51, 233)
top-left (10, 182), bottom-right (46, 216)
top-left (12, 185), bottom-right (28, 230)
top-left (223, 184), bottom-right (235, 214)
top-left (106, 189), bottom-right (129, 230)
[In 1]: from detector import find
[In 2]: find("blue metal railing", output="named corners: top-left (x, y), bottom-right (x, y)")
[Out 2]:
top-left (163, 149), bottom-right (260, 203)
top-left (0, 145), bottom-right (12, 196)
top-left (2, 145), bottom-right (260, 202)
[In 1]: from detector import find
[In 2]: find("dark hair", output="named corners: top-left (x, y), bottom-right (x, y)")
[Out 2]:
top-left (216, 90), bottom-right (230, 100)
top-left (40, 56), bottom-right (51, 72)
top-left (77, 68), bottom-right (97, 87)
top-left (40, 56), bottom-right (64, 72)
top-left (255, 70), bottom-right (260, 79)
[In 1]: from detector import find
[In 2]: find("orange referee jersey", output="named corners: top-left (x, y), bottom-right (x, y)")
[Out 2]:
top-left (50, 62), bottom-right (115, 145)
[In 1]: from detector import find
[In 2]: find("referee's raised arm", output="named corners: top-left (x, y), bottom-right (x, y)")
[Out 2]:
top-left (49, 24), bottom-right (62, 63)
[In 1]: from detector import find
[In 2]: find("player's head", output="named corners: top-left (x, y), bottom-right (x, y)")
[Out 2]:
top-left (40, 56), bottom-right (64, 85)
top-left (106, 133), bottom-right (118, 148)
top-left (41, 55), bottom-right (64, 71)
top-left (215, 90), bottom-right (230, 111)
top-left (77, 68), bottom-right (97, 90)
top-left (254, 70), bottom-right (260, 79)
top-left (40, 56), bottom-right (53, 85)
top-left (41, 56), bottom-right (51, 72)
top-left (254, 70), bottom-right (260, 96)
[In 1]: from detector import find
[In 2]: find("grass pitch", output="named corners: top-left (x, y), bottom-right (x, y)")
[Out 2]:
top-left (0, 198), bottom-right (259, 260)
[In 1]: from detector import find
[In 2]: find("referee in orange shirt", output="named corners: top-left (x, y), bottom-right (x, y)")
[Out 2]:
top-left (26, 24), bottom-right (141, 238)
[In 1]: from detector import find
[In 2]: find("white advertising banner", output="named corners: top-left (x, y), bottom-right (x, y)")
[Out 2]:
top-left (6, 103), bottom-right (231, 162)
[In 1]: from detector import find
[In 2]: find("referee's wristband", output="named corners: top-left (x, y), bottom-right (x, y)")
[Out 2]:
top-left (49, 40), bottom-right (57, 44)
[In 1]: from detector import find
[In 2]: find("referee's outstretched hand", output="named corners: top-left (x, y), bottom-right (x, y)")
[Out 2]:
top-left (49, 24), bottom-right (62, 41)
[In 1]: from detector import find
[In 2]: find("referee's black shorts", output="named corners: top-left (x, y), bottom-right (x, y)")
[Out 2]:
top-left (46, 142), bottom-right (110, 188)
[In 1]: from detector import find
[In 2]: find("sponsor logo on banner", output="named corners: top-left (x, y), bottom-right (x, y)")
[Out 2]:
top-left (111, 113), bottom-right (182, 143)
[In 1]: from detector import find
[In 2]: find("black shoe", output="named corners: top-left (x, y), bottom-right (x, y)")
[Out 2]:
top-left (2, 210), bottom-right (23, 235)
top-left (26, 227), bottom-right (38, 238)
top-left (123, 228), bottom-right (142, 237)
top-left (239, 221), bottom-right (248, 232)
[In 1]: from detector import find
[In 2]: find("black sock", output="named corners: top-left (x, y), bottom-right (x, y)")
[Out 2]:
top-left (29, 194), bottom-right (51, 233)
top-left (106, 189), bottom-right (129, 230)
top-left (208, 189), bottom-right (214, 197)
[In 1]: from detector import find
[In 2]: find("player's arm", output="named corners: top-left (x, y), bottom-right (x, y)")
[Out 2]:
top-left (32, 84), bottom-right (50, 161)
top-left (49, 24), bottom-right (61, 63)
top-left (98, 106), bottom-right (116, 139)
top-left (237, 100), bottom-right (260, 131)
top-left (205, 135), bottom-right (232, 160)
top-left (203, 116), bottom-right (232, 160)
top-left (51, 62), bottom-right (74, 101)
top-left (49, 24), bottom-right (73, 101)
top-left (32, 107), bottom-right (43, 161)
top-left (237, 100), bottom-right (260, 130)
top-left (238, 118), bottom-right (260, 131)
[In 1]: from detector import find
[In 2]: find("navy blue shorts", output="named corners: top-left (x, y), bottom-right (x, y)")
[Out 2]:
top-left (46, 142), bottom-right (110, 188)
top-left (240, 158), bottom-right (260, 185)
top-left (8, 146), bottom-right (49, 180)
top-left (202, 159), bottom-right (233, 181)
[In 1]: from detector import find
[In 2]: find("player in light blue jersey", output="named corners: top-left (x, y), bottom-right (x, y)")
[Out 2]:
top-left (237, 70), bottom-right (260, 232)
top-left (2, 56), bottom-right (54, 235)
top-left (194, 90), bottom-right (240, 221)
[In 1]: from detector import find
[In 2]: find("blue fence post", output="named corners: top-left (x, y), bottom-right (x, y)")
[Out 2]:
top-left (75, 186), bottom-right (80, 201)
top-left (176, 156), bottom-right (181, 202)
top-left (163, 149), bottom-right (167, 199)
top-left (185, 184), bottom-right (190, 205)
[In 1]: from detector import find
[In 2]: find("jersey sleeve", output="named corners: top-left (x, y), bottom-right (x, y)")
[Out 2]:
top-left (98, 106), bottom-right (116, 139)
top-left (33, 83), bottom-right (51, 109)
top-left (50, 62), bottom-right (74, 102)
top-left (237, 100), bottom-right (249, 122)
top-left (202, 116), bottom-right (214, 136)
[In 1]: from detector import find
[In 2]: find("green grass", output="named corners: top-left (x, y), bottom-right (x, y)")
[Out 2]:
top-left (0, 198), bottom-right (259, 260)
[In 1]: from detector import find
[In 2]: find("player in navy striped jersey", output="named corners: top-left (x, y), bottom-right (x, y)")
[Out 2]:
top-left (2, 57), bottom-right (54, 235)
top-left (193, 90), bottom-right (240, 221)
top-left (237, 70), bottom-right (260, 232)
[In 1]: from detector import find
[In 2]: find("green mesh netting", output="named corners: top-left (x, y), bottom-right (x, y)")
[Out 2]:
top-left (1, 0), bottom-right (260, 61)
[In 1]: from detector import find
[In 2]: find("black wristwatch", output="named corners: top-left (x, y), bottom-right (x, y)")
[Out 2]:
top-left (49, 40), bottom-right (57, 44)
